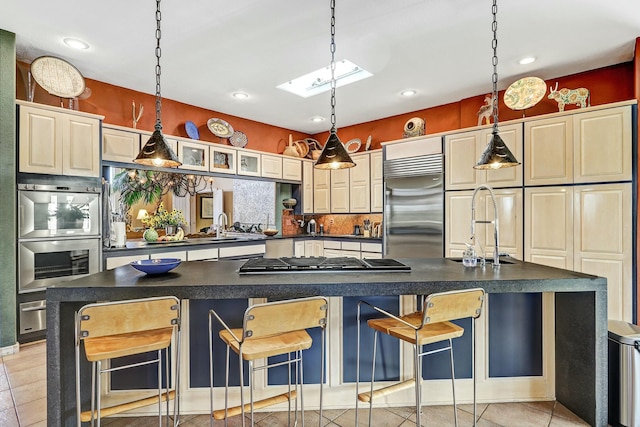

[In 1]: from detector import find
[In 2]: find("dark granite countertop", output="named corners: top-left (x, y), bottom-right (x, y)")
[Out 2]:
top-left (48, 257), bottom-right (604, 302)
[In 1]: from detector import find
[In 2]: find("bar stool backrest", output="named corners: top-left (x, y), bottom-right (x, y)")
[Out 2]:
top-left (421, 288), bottom-right (485, 326)
top-left (242, 296), bottom-right (328, 340)
top-left (78, 296), bottom-right (180, 340)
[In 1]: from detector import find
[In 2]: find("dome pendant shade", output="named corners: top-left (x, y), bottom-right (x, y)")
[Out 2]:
top-left (134, 129), bottom-right (182, 168)
top-left (474, 132), bottom-right (520, 170)
top-left (314, 131), bottom-right (356, 169)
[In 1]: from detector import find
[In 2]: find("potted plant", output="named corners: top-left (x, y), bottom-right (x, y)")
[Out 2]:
top-left (141, 202), bottom-right (185, 235)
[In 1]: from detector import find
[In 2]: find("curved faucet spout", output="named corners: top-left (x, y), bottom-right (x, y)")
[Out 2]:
top-left (217, 212), bottom-right (228, 237)
top-left (471, 184), bottom-right (500, 266)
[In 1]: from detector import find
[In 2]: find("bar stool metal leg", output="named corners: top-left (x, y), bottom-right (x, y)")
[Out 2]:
top-left (449, 339), bottom-right (458, 427)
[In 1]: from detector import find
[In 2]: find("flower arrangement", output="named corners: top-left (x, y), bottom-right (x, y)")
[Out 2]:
top-left (141, 202), bottom-right (186, 229)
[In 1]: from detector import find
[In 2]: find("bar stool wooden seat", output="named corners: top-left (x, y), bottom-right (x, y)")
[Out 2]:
top-left (356, 288), bottom-right (485, 427)
top-left (209, 296), bottom-right (328, 426)
top-left (74, 296), bottom-right (181, 427)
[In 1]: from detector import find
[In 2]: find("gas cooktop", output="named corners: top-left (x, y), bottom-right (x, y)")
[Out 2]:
top-left (238, 256), bottom-right (410, 274)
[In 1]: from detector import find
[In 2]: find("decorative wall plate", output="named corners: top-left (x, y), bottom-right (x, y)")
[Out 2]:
top-left (30, 56), bottom-right (86, 98)
top-left (229, 130), bottom-right (248, 147)
top-left (185, 121), bottom-right (200, 140)
top-left (504, 77), bottom-right (546, 110)
top-left (207, 118), bottom-right (234, 138)
top-left (345, 138), bottom-right (361, 153)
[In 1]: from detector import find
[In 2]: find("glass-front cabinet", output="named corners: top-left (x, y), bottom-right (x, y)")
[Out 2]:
top-left (177, 140), bottom-right (209, 171)
top-left (237, 149), bottom-right (261, 177)
top-left (210, 146), bottom-right (236, 174)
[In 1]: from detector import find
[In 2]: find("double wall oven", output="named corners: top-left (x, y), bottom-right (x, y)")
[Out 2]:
top-left (17, 180), bottom-right (102, 341)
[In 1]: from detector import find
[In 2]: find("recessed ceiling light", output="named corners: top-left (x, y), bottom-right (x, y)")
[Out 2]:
top-left (232, 92), bottom-right (249, 100)
top-left (518, 56), bottom-right (536, 65)
top-left (63, 37), bottom-right (90, 50)
top-left (400, 89), bottom-right (417, 97)
top-left (277, 59), bottom-right (373, 98)
top-left (311, 116), bottom-right (325, 123)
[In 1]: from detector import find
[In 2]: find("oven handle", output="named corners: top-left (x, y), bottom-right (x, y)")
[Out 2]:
top-left (22, 304), bottom-right (46, 312)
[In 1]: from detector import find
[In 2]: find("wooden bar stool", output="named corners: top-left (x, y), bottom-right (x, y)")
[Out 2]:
top-left (356, 288), bottom-right (485, 427)
top-left (209, 296), bottom-right (328, 427)
top-left (74, 296), bottom-right (181, 427)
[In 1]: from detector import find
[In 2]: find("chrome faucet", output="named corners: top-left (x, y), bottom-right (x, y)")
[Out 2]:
top-left (217, 212), bottom-right (228, 237)
top-left (471, 184), bottom-right (500, 266)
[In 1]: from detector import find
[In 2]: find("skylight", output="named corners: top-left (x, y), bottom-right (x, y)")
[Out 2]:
top-left (277, 59), bottom-right (372, 98)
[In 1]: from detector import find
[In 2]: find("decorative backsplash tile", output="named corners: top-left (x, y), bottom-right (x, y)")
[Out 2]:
top-left (233, 180), bottom-right (275, 228)
top-left (282, 212), bottom-right (383, 237)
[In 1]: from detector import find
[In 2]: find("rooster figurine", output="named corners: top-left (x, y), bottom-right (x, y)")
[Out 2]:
top-left (476, 94), bottom-right (494, 126)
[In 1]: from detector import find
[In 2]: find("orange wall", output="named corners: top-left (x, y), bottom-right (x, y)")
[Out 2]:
top-left (16, 63), bottom-right (309, 154)
top-left (313, 62), bottom-right (634, 146)
top-left (17, 60), bottom-right (633, 155)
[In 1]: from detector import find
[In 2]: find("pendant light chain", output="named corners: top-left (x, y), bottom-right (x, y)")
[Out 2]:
top-left (154, 0), bottom-right (163, 131)
top-left (491, 0), bottom-right (499, 133)
top-left (329, 0), bottom-right (337, 133)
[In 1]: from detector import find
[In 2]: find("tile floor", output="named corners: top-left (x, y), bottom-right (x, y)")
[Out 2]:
top-left (0, 340), bottom-right (593, 426)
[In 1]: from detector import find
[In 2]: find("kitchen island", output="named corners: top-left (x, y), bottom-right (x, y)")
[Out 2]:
top-left (46, 257), bottom-right (607, 426)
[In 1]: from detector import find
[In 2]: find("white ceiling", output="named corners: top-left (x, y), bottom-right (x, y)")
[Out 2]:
top-left (1, 0), bottom-right (639, 133)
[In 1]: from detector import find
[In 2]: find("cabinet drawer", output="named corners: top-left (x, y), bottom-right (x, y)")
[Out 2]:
top-left (219, 244), bottom-right (265, 258)
top-left (105, 254), bottom-right (149, 270)
top-left (341, 241), bottom-right (360, 251)
top-left (361, 242), bottom-right (382, 253)
top-left (323, 240), bottom-right (341, 250)
top-left (188, 248), bottom-right (219, 261)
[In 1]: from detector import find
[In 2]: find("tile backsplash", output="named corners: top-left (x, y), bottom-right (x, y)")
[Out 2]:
top-left (282, 211), bottom-right (383, 237)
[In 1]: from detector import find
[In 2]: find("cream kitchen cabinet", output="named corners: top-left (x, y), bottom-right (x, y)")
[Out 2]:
top-left (573, 106), bottom-right (632, 183)
top-left (102, 125), bottom-right (141, 163)
top-left (444, 123), bottom-right (522, 190)
top-left (313, 168), bottom-right (330, 213)
top-left (237, 149), bottom-right (261, 177)
top-left (445, 187), bottom-right (523, 260)
top-left (302, 160), bottom-right (314, 213)
top-left (282, 157), bottom-right (302, 182)
top-left (18, 103), bottom-right (101, 177)
top-left (177, 139), bottom-right (209, 172)
top-left (331, 168), bottom-right (350, 213)
top-left (575, 183), bottom-right (632, 321)
top-left (349, 153), bottom-right (370, 213)
top-left (304, 240), bottom-right (324, 257)
top-left (524, 105), bottom-right (632, 185)
top-left (261, 154), bottom-right (283, 179)
top-left (370, 151), bottom-right (383, 212)
top-left (524, 183), bottom-right (632, 322)
top-left (524, 186), bottom-right (574, 270)
top-left (210, 145), bottom-right (236, 174)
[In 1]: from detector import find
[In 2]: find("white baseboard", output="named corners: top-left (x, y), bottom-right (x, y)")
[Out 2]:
top-left (0, 342), bottom-right (19, 356)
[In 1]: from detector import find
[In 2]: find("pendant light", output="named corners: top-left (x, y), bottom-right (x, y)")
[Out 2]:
top-left (134, 0), bottom-right (181, 168)
top-left (474, 0), bottom-right (519, 170)
top-left (314, 0), bottom-right (356, 170)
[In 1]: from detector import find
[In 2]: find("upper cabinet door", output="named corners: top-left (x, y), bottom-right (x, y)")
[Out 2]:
top-left (313, 168), bottom-right (330, 213)
top-left (524, 116), bottom-right (573, 186)
top-left (178, 140), bottom-right (209, 171)
top-left (350, 153), bottom-right (370, 213)
top-left (370, 151), bottom-right (383, 212)
top-left (302, 161), bottom-right (314, 214)
top-left (63, 114), bottom-right (101, 177)
top-left (261, 154), bottom-right (283, 179)
top-left (331, 168), bottom-right (350, 213)
top-left (210, 145), bottom-right (236, 174)
top-left (19, 105), bottom-right (63, 174)
top-left (573, 106), bottom-right (632, 184)
top-left (237, 150), bottom-right (261, 176)
top-left (282, 157), bottom-right (302, 182)
top-left (102, 127), bottom-right (141, 163)
top-left (444, 130), bottom-right (482, 190)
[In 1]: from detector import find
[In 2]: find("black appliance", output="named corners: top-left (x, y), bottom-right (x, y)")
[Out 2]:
top-left (238, 256), bottom-right (410, 274)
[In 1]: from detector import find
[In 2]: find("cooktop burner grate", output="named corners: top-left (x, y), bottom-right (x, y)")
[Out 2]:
top-left (238, 256), bottom-right (410, 274)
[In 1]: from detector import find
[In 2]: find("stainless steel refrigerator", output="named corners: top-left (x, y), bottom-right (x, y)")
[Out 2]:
top-left (383, 153), bottom-right (443, 258)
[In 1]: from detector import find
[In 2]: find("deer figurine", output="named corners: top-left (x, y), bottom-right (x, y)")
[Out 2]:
top-left (477, 94), bottom-right (494, 126)
top-left (548, 82), bottom-right (590, 112)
